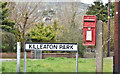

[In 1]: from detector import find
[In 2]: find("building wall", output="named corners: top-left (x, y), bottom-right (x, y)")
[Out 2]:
top-left (1, 52), bottom-right (79, 59)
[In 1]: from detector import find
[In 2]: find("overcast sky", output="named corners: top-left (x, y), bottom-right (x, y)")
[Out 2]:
top-left (6, 0), bottom-right (116, 3)
top-left (80, 0), bottom-right (114, 4)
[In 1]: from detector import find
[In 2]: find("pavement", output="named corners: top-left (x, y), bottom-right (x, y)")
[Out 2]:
top-left (105, 57), bottom-right (113, 59)
top-left (0, 59), bottom-right (17, 62)
top-left (82, 56), bottom-right (113, 59)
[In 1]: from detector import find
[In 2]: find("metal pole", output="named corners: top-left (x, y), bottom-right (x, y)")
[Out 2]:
top-left (107, 0), bottom-right (111, 57)
top-left (76, 49), bottom-right (78, 74)
top-left (40, 50), bottom-right (42, 59)
top-left (35, 50), bottom-right (36, 59)
top-left (114, 0), bottom-right (120, 73)
top-left (24, 45), bottom-right (26, 73)
top-left (96, 20), bottom-right (103, 73)
top-left (17, 42), bottom-right (21, 72)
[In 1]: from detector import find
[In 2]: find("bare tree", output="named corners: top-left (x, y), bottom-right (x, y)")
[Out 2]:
top-left (56, 2), bottom-right (84, 28)
top-left (56, 2), bottom-right (85, 41)
top-left (8, 2), bottom-right (45, 51)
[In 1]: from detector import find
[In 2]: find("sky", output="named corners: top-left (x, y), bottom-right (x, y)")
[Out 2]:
top-left (5, 0), bottom-right (116, 3)
top-left (80, 0), bottom-right (114, 4)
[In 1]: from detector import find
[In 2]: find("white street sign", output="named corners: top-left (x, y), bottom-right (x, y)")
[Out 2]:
top-left (23, 42), bottom-right (78, 73)
top-left (25, 43), bottom-right (78, 51)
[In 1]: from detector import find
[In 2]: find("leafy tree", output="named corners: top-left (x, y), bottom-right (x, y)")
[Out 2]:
top-left (105, 2), bottom-right (115, 19)
top-left (103, 2), bottom-right (114, 53)
top-left (8, 2), bottom-right (45, 51)
top-left (110, 2), bottom-right (115, 18)
top-left (0, 2), bottom-right (15, 52)
top-left (86, 1), bottom-right (115, 54)
top-left (86, 1), bottom-right (108, 22)
top-left (103, 20), bottom-right (114, 53)
top-left (55, 2), bottom-right (86, 56)
top-left (28, 22), bottom-right (57, 42)
top-left (28, 20), bottom-right (63, 54)
top-left (0, 2), bottom-right (15, 32)
top-left (57, 24), bottom-right (85, 56)
top-left (1, 31), bottom-right (15, 52)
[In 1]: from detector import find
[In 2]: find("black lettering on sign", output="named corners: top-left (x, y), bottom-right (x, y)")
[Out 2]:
top-left (63, 45), bottom-right (65, 49)
top-left (37, 45), bottom-right (39, 49)
top-left (27, 44), bottom-right (75, 50)
top-left (49, 45), bottom-right (53, 49)
top-left (70, 45), bottom-right (73, 49)
top-left (29, 44), bottom-right (32, 49)
top-left (40, 44), bottom-right (42, 49)
top-left (43, 45), bottom-right (47, 49)
top-left (66, 45), bottom-right (69, 49)
top-left (47, 45), bottom-right (49, 49)
top-left (53, 45), bottom-right (57, 49)
top-left (33, 44), bottom-right (36, 49)
top-left (59, 45), bottom-right (62, 49)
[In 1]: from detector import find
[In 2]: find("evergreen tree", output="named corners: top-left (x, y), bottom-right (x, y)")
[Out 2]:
top-left (28, 22), bottom-right (57, 42)
top-left (0, 2), bottom-right (15, 32)
top-left (86, 1), bottom-right (108, 22)
top-left (105, 2), bottom-right (115, 19)
top-left (0, 2), bottom-right (15, 52)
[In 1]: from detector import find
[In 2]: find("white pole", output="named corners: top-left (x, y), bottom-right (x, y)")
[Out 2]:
top-left (35, 50), bottom-right (36, 59)
top-left (24, 51), bottom-right (26, 73)
top-left (24, 43), bottom-right (26, 74)
top-left (17, 42), bottom-right (21, 72)
top-left (40, 50), bottom-right (42, 59)
top-left (76, 49), bottom-right (78, 74)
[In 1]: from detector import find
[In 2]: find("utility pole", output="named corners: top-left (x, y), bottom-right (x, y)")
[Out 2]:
top-left (107, 0), bottom-right (110, 57)
top-left (114, 0), bottom-right (120, 73)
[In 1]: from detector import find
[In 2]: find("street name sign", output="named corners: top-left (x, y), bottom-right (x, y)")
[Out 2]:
top-left (23, 42), bottom-right (78, 73)
top-left (25, 42), bottom-right (78, 51)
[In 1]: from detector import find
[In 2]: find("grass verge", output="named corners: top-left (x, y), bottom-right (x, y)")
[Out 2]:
top-left (2, 57), bottom-right (113, 72)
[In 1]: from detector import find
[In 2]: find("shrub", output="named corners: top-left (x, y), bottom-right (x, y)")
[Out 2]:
top-left (1, 31), bottom-right (15, 52)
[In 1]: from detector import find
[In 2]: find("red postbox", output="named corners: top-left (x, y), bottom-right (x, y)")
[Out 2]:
top-left (83, 15), bottom-right (97, 46)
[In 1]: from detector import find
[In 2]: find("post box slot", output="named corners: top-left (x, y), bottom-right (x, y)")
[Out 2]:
top-left (84, 21), bottom-right (95, 22)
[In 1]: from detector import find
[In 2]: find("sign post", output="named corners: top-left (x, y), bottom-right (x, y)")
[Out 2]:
top-left (23, 42), bottom-right (78, 73)
top-left (24, 44), bottom-right (26, 74)
top-left (40, 50), bottom-right (42, 59)
top-left (76, 49), bottom-right (78, 74)
top-left (17, 42), bottom-right (21, 72)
